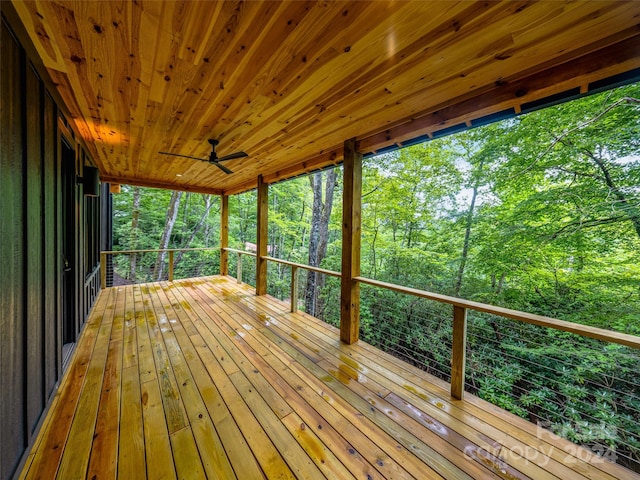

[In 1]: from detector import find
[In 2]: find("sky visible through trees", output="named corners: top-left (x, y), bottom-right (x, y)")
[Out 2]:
top-left (112, 82), bottom-right (640, 471)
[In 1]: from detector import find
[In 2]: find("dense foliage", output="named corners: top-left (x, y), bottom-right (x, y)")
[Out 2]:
top-left (112, 84), bottom-right (640, 470)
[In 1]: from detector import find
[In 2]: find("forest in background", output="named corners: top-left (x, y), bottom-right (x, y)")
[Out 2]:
top-left (112, 83), bottom-right (640, 470)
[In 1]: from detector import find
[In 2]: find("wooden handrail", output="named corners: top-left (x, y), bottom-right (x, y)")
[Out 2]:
top-left (101, 247), bottom-right (219, 255)
top-left (101, 247), bottom-right (640, 349)
top-left (355, 276), bottom-right (640, 350)
top-left (258, 260), bottom-right (640, 350)
top-left (261, 256), bottom-right (341, 278)
top-left (223, 247), bottom-right (257, 258)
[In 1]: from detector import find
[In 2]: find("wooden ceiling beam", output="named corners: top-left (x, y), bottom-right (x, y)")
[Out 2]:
top-left (261, 147), bottom-right (343, 185)
top-left (100, 176), bottom-right (223, 195)
top-left (222, 178), bottom-right (258, 196)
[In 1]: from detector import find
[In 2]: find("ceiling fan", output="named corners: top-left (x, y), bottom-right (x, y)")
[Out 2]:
top-left (159, 139), bottom-right (248, 174)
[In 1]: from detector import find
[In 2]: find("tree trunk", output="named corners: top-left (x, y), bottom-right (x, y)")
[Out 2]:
top-left (454, 158), bottom-right (484, 297)
top-left (203, 199), bottom-right (216, 247)
top-left (370, 219), bottom-right (378, 277)
top-left (454, 184), bottom-right (478, 296)
top-left (291, 199), bottom-right (307, 262)
top-left (181, 192), bottom-right (192, 244)
top-left (314, 168), bottom-right (337, 316)
top-left (403, 183), bottom-right (419, 248)
top-left (495, 272), bottom-right (506, 294)
top-left (588, 149), bottom-right (640, 240)
top-left (305, 173), bottom-right (323, 316)
top-left (305, 169), bottom-right (337, 316)
top-left (174, 194), bottom-right (213, 266)
top-left (129, 186), bottom-right (141, 280)
top-left (155, 190), bottom-right (183, 281)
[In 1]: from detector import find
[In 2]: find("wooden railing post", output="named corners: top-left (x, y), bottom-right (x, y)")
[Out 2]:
top-left (290, 266), bottom-right (298, 313)
top-left (340, 138), bottom-right (362, 344)
top-left (168, 250), bottom-right (174, 281)
top-left (220, 194), bottom-right (229, 275)
top-left (451, 305), bottom-right (467, 400)
top-left (237, 252), bottom-right (242, 284)
top-left (100, 252), bottom-right (106, 289)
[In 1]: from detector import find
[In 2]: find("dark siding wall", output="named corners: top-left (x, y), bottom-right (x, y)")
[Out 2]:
top-left (43, 92), bottom-right (59, 400)
top-left (1, 20), bottom-right (26, 480)
top-left (1, 16), bottom-right (102, 480)
top-left (26, 63), bottom-right (45, 437)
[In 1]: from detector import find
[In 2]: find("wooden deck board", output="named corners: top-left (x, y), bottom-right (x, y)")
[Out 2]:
top-left (21, 276), bottom-right (640, 480)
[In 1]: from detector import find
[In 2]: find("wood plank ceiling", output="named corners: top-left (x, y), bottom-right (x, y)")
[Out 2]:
top-left (11, 0), bottom-right (640, 195)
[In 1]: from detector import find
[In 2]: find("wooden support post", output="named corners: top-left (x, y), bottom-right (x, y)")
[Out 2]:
top-left (100, 252), bottom-right (107, 289)
top-left (451, 305), bottom-right (467, 400)
top-left (168, 250), bottom-right (174, 281)
top-left (290, 266), bottom-right (298, 313)
top-left (340, 138), bottom-right (362, 344)
top-left (256, 175), bottom-right (268, 295)
top-left (220, 194), bottom-right (229, 275)
top-left (237, 253), bottom-right (242, 284)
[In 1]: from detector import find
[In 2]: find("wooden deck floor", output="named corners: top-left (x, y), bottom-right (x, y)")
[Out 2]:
top-left (20, 276), bottom-right (637, 480)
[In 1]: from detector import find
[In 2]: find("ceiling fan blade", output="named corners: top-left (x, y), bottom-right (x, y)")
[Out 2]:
top-left (158, 151), bottom-right (207, 162)
top-left (217, 151), bottom-right (248, 162)
top-left (159, 142), bottom-right (245, 175)
top-left (213, 161), bottom-right (233, 174)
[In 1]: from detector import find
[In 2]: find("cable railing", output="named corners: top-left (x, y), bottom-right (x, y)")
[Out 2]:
top-left (262, 255), bottom-right (340, 313)
top-left (357, 286), bottom-right (454, 382)
top-left (100, 247), bottom-right (220, 287)
top-left (464, 310), bottom-right (640, 470)
top-left (263, 256), bottom-right (341, 325)
top-left (225, 248), bottom-right (257, 287)
top-left (354, 276), bottom-right (640, 473)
